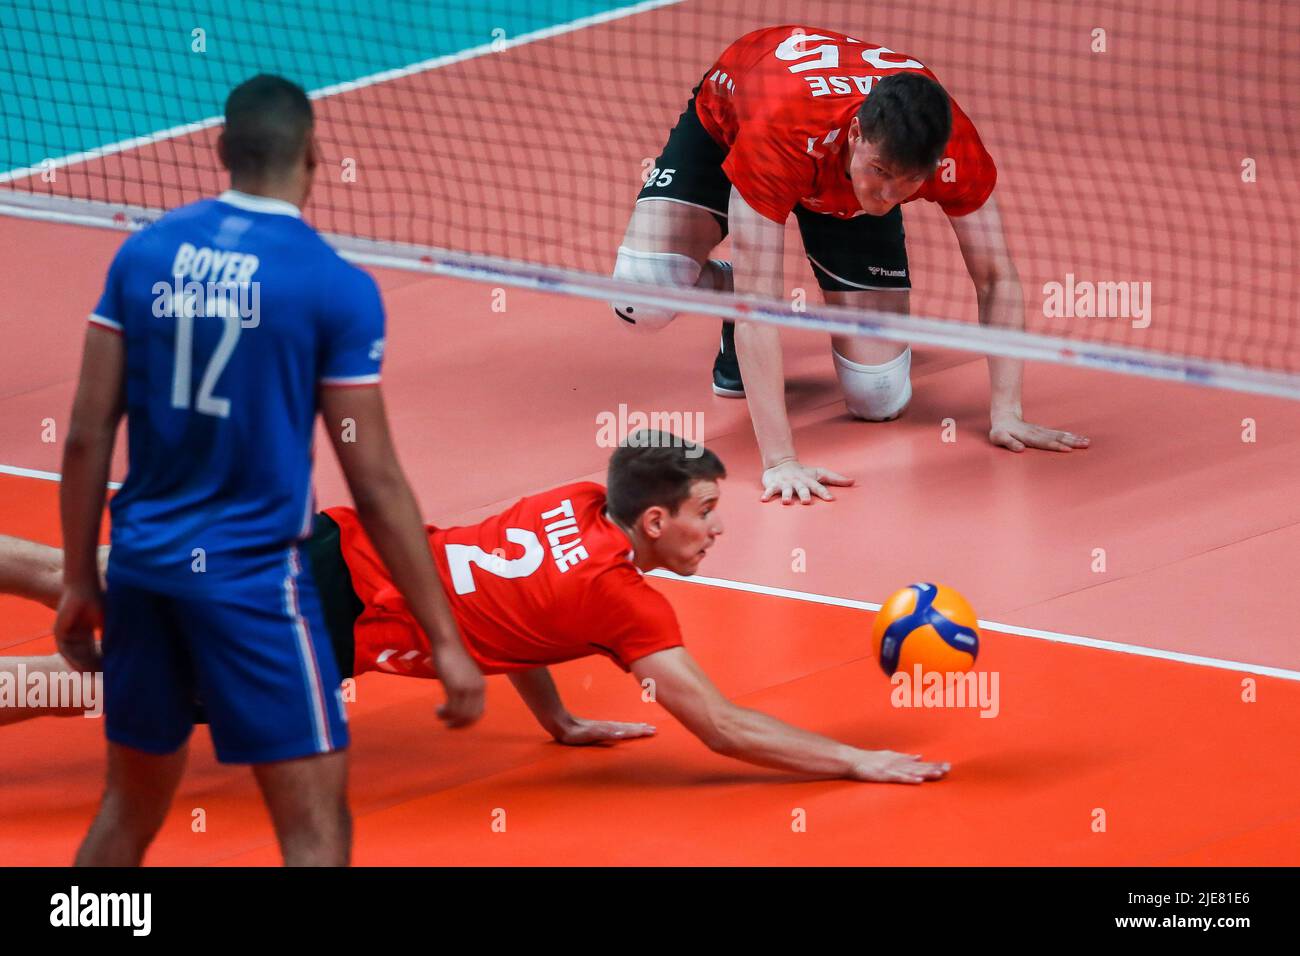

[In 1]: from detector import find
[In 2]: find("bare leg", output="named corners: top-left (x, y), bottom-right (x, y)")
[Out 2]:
top-left (253, 750), bottom-right (351, 866)
top-left (0, 535), bottom-right (107, 727)
top-left (825, 290), bottom-right (914, 421)
top-left (826, 289), bottom-right (912, 365)
top-left (619, 197), bottom-right (723, 264)
top-left (0, 535), bottom-right (64, 609)
top-left (76, 742), bottom-right (188, 866)
top-left (0, 535), bottom-right (109, 608)
top-left (614, 198), bottom-right (732, 333)
top-left (0, 653), bottom-right (98, 725)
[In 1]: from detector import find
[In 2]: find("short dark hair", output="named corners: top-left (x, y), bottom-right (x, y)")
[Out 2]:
top-left (857, 73), bottom-right (952, 174)
top-left (220, 74), bottom-right (314, 179)
top-left (606, 432), bottom-right (726, 526)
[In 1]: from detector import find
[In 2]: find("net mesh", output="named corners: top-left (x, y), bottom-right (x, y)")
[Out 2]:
top-left (2, 0), bottom-right (1297, 391)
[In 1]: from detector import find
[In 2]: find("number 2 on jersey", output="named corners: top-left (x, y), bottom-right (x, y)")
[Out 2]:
top-left (445, 529), bottom-right (545, 595)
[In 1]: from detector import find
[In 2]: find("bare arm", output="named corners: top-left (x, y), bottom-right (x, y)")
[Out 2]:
top-left (948, 193), bottom-right (1023, 417)
top-left (632, 648), bottom-right (947, 783)
top-left (509, 666), bottom-right (656, 745)
top-left (508, 667), bottom-right (574, 739)
top-left (54, 325), bottom-right (125, 670)
top-left (319, 384), bottom-right (484, 727)
top-left (60, 327), bottom-right (123, 592)
top-left (949, 193), bottom-right (1089, 452)
top-left (728, 186), bottom-right (793, 465)
top-left (730, 187), bottom-right (854, 502)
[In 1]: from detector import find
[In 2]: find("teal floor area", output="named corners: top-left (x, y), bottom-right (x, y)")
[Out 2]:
top-left (1, 0), bottom-right (648, 172)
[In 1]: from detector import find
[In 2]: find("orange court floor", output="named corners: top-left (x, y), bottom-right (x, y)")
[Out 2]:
top-left (1, 215), bottom-right (1299, 865)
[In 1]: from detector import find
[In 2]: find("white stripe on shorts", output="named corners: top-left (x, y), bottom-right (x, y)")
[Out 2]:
top-left (283, 547), bottom-right (332, 753)
top-left (805, 251), bottom-right (910, 292)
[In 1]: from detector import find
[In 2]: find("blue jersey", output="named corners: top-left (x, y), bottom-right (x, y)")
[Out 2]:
top-left (91, 190), bottom-right (385, 597)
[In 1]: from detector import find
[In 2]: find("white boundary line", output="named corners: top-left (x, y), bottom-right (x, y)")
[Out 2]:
top-left (0, 0), bottom-right (685, 183)
top-left (0, 463), bottom-right (122, 491)
top-left (2, 461), bottom-right (1293, 681)
top-left (648, 569), bottom-right (1300, 682)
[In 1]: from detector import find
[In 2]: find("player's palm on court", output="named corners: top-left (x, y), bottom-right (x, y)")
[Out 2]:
top-left (556, 718), bottom-right (657, 746)
top-left (989, 416), bottom-right (1090, 453)
top-left (851, 751), bottom-right (950, 784)
top-left (761, 459), bottom-right (854, 505)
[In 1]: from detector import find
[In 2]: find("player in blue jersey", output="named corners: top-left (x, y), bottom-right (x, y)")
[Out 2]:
top-left (54, 75), bottom-right (485, 867)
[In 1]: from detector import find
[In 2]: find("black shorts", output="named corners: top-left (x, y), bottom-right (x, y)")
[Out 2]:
top-left (300, 511), bottom-right (363, 681)
top-left (192, 513), bottom-right (361, 724)
top-left (636, 84), bottom-right (911, 293)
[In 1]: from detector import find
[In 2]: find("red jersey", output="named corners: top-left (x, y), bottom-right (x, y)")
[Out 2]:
top-left (695, 25), bottom-right (997, 223)
top-left (327, 483), bottom-right (684, 679)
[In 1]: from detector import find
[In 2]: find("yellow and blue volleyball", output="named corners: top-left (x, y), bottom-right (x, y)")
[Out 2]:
top-left (871, 583), bottom-right (980, 676)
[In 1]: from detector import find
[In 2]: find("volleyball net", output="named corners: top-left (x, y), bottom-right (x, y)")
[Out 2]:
top-left (2, 0), bottom-right (1297, 396)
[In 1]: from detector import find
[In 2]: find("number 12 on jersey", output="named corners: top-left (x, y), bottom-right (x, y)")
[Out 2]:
top-left (163, 291), bottom-right (242, 419)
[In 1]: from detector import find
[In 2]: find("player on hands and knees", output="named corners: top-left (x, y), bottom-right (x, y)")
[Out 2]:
top-left (8, 435), bottom-right (947, 785)
top-left (613, 26), bottom-right (1089, 505)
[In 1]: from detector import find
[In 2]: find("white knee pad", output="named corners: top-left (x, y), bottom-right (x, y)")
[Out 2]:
top-left (834, 346), bottom-right (913, 421)
top-left (611, 246), bottom-right (702, 332)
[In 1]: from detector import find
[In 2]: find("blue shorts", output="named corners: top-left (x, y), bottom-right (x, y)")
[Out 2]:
top-left (102, 550), bottom-right (349, 764)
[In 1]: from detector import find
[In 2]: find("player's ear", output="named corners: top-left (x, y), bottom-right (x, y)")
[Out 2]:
top-left (216, 129), bottom-right (231, 171)
top-left (304, 132), bottom-right (321, 173)
top-left (639, 505), bottom-right (667, 540)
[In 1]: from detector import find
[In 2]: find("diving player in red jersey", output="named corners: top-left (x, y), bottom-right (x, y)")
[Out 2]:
top-left (2, 435), bottom-right (948, 784)
top-left (613, 26), bottom-right (1089, 504)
